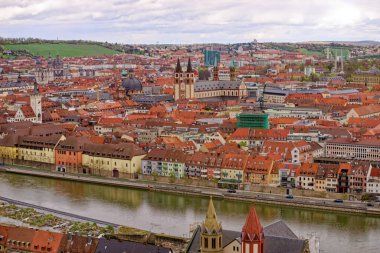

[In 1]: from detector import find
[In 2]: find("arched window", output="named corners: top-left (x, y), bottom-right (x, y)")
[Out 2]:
top-left (212, 238), bottom-right (216, 249)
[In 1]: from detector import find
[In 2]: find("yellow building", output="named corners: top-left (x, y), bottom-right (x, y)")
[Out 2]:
top-left (221, 168), bottom-right (244, 183)
top-left (352, 66), bottom-right (380, 88)
top-left (0, 134), bottom-right (19, 162)
top-left (17, 135), bottom-right (65, 164)
top-left (82, 143), bottom-right (146, 178)
top-left (268, 164), bottom-right (280, 187)
top-left (314, 178), bottom-right (326, 192)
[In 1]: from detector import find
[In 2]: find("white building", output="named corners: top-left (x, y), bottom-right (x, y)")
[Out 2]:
top-left (325, 139), bottom-right (380, 162)
top-left (366, 167), bottom-right (380, 194)
top-left (7, 83), bottom-right (42, 124)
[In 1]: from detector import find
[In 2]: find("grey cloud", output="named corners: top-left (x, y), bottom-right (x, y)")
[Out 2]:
top-left (1, 0), bottom-right (380, 43)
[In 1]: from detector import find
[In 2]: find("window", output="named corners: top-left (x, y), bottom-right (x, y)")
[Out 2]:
top-left (204, 238), bottom-right (208, 248)
top-left (212, 238), bottom-right (216, 249)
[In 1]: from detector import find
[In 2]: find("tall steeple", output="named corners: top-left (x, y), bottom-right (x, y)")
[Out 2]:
top-left (241, 206), bottom-right (264, 253)
top-left (204, 197), bottom-right (222, 232)
top-left (30, 81), bottom-right (42, 124)
top-left (175, 58), bottom-right (182, 73)
top-left (213, 56), bottom-right (219, 81)
top-left (229, 58), bottom-right (237, 81)
top-left (187, 57), bottom-right (193, 73)
top-left (201, 197), bottom-right (223, 253)
top-left (33, 82), bottom-right (39, 95)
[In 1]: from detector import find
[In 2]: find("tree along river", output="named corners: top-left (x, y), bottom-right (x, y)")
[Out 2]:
top-left (0, 173), bottom-right (379, 253)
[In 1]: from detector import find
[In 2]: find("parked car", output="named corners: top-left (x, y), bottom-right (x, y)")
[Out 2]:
top-left (367, 202), bottom-right (375, 207)
top-left (286, 195), bottom-right (294, 199)
top-left (334, 199), bottom-right (344, 203)
top-left (227, 188), bottom-right (236, 193)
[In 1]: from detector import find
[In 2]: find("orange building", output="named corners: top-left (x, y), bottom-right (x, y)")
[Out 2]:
top-left (0, 224), bottom-right (64, 253)
top-left (55, 136), bottom-right (90, 173)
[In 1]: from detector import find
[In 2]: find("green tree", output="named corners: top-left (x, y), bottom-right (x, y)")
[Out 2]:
top-left (239, 141), bottom-right (247, 147)
top-left (169, 171), bottom-right (176, 183)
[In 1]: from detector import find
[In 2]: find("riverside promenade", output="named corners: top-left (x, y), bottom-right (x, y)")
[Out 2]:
top-left (1, 165), bottom-right (380, 216)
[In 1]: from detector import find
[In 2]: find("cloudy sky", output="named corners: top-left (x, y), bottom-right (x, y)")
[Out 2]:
top-left (1, 0), bottom-right (380, 44)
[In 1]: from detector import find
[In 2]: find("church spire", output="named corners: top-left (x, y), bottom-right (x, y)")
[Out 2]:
top-left (33, 82), bottom-right (39, 95)
top-left (175, 58), bottom-right (182, 73)
top-left (187, 57), bottom-right (192, 73)
top-left (242, 206), bottom-right (263, 241)
top-left (241, 206), bottom-right (264, 253)
top-left (203, 197), bottom-right (222, 233)
top-left (201, 197), bottom-right (223, 253)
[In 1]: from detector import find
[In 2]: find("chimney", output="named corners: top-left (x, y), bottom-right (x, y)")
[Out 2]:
top-left (87, 235), bottom-right (92, 244)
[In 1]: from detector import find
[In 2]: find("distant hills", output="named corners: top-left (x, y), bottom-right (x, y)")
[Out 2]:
top-left (301, 40), bottom-right (380, 46)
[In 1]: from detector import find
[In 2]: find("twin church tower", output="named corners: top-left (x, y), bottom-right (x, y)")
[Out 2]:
top-left (174, 58), bottom-right (195, 100)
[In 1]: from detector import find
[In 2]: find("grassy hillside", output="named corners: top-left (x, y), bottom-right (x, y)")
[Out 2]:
top-left (329, 47), bottom-right (350, 59)
top-left (4, 43), bottom-right (120, 58)
top-left (298, 48), bottom-right (324, 56)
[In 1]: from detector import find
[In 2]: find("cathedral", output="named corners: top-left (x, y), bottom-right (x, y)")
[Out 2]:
top-left (174, 58), bottom-right (248, 101)
top-left (35, 55), bottom-right (69, 84)
top-left (187, 197), bottom-right (309, 253)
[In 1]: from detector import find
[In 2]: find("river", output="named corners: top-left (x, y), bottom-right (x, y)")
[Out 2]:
top-left (0, 173), bottom-right (379, 253)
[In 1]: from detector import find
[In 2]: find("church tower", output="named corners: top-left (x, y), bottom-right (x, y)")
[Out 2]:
top-left (229, 59), bottom-right (237, 81)
top-left (241, 206), bottom-right (264, 253)
top-left (201, 197), bottom-right (223, 253)
top-left (30, 82), bottom-right (42, 123)
top-left (213, 57), bottom-right (219, 81)
top-left (174, 58), bottom-right (194, 100)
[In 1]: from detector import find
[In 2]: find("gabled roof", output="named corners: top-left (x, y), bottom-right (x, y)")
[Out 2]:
top-left (20, 105), bottom-right (36, 118)
top-left (352, 104), bottom-right (380, 116)
top-left (263, 220), bottom-right (307, 253)
top-left (263, 220), bottom-right (298, 239)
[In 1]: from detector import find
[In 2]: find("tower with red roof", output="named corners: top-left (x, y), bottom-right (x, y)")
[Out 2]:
top-left (241, 206), bottom-right (264, 253)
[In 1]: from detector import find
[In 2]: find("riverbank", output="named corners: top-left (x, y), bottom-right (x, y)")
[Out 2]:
top-left (0, 196), bottom-right (189, 252)
top-left (1, 165), bottom-right (380, 217)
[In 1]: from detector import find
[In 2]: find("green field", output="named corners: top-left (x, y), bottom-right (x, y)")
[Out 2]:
top-left (298, 48), bottom-right (324, 56)
top-left (3, 43), bottom-right (120, 58)
top-left (329, 47), bottom-right (350, 59)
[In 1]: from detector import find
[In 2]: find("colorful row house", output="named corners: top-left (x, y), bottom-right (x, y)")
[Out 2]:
top-left (55, 136), bottom-right (89, 173)
top-left (141, 149), bottom-right (187, 178)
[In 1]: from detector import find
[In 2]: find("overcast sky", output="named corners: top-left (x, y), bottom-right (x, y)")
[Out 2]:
top-left (1, 0), bottom-right (380, 44)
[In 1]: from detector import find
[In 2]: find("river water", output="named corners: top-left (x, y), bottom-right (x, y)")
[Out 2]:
top-left (0, 173), bottom-right (379, 253)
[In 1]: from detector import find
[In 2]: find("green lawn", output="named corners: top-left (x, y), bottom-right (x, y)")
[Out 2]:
top-left (298, 48), bottom-right (324, 56)
top-left (4, 43), bottom-right (120, 58)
